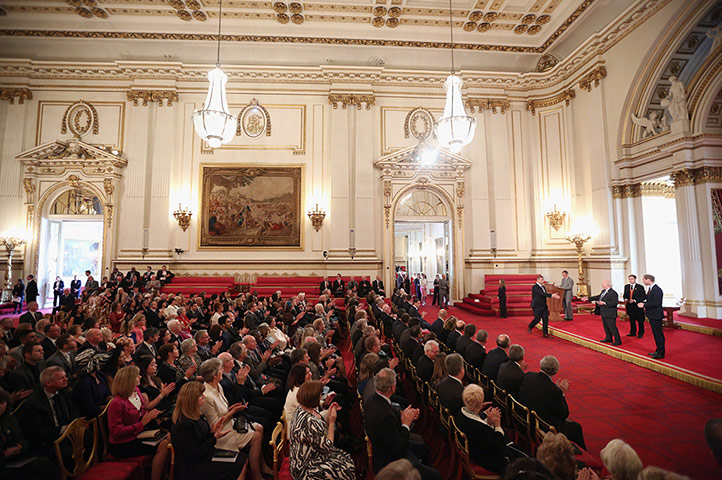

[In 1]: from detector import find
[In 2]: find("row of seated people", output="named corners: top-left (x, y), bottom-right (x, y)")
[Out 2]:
top-left (0, 271), bottom-right (382, 480)
top-left (353, 296), bottom-right (700, 480)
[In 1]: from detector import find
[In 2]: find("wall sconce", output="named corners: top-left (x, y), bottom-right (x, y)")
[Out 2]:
top-left (545, 204), bottom-right (567, 231)
top-left (307, 203), bottom-right (326, 231)
top-left (173, 204), bottom-right (193, 232)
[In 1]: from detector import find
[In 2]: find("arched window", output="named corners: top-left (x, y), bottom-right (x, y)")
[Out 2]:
top-left (50, 189), bottom-right (103, 215)
top-left (395, 190), bottom-right (448, 217)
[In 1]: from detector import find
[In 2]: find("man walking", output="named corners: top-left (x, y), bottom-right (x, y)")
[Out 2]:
top-left (528, 275), bottom-right (560, 338)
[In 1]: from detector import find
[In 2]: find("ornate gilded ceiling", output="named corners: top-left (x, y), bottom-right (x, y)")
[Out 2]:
top-left (0, 0), bottom-right (599, 51)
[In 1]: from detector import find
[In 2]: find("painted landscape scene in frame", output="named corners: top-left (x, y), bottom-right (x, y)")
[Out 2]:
top-left (200, 165), bottom-right (302, 248)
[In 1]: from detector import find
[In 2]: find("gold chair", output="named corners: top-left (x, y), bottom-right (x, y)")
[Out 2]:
top-left (167, 443), bottom-right (175, 480)
top-left (54, 417), bottom-right (100, 480)
top-left (269, 421), bottom-right (286, 480)
top-left (509, 395), bottom-right (532, 451)
top-left (490, 381), bottom-right (511, 430)
top-left (449, 416), bottom-right (501, 480)
top-left (532, 410), bottom-right (557, 454)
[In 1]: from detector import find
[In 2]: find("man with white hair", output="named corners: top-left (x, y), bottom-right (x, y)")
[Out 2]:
top-left (519, 355), bottom-right (586, 449)
top-left (416, 339), bottom-right (439, 383)
top-left (167, 319), bottom-right (184, 350)
top-left (363, 368), bottom-right (441, 480)
top-left (583, 279), bottom-right (621, 346)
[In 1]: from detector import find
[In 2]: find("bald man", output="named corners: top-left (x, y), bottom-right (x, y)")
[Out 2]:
top-left (583, 280), bottom-right (621, 346)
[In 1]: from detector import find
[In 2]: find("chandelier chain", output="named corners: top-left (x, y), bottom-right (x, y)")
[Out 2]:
top-left (216, 0), bottom-right (223, 67)
top-left (448, 0), bottom-right (455, 74)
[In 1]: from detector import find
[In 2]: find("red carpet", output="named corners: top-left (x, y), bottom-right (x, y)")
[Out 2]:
top-left (422, 305), bottom-right (722, 479)
top-left (676, 313), bottom-right (722, 330)
top-left (547, 312), bottom-right (722, 386)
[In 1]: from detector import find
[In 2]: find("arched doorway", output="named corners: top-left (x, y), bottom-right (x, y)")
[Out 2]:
top-left (37, 187), bottom-right (105, 307)
top-left (393, 188), bottom-right (453, 303)
top-left (375, 145), bottom-right (471, 302)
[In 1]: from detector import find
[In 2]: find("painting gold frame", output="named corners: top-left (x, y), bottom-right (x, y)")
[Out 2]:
top-left (198, 163), bottom-right (304, 250)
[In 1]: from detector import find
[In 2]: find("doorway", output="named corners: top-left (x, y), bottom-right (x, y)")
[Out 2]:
top-left (393, 189), bottom-right (453, 301)
top-left (37, 188), bottom-right (104, 307)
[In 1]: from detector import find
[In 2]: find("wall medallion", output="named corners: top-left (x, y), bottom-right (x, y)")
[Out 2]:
top-left (404, 107), bottom-right (435, 142)
top-left (237, 99), bottom-right (271, 138)
top-left (61, 101), bottom-right (99, 139)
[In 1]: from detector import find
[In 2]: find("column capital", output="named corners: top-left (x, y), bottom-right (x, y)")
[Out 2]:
top-left (0, 87), bottom-right (32, 104)
top-left (328, 93), bottom-right (375, 110)
top-left (670, 166), bottom-right (722, 188)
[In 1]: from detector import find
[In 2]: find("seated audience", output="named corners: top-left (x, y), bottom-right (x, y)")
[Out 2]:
top-left (519, 355), bottom-right (585, 449)
top-left (536, 432), bottom-right (576, 480)
top-left (600, 438), bottom-right (643, 480)
top-left (107, 365), bottom-right (169, 480)
top-left (455, 323), bottom-right (475, 356)
top-left (415, 340), bottom-right (439, 384)
top-left (289, 380), bottom-right (355, 480)
top-left (376, 458), bottom-right (422, 480)
top-left (7, 342), bottom-right (45, 393)
top-left (71, 348), bottom-right (111, 418)
top-left (464, 329), bottom-right (487, 371)
top-left (170, 381), bottom-right (248, 480)
top-left (430, 352), bottom-right (448, 390)
top-left (284, 362), bottom-right (312, 424)
top-left (637, 466), bottom-right (690, 480)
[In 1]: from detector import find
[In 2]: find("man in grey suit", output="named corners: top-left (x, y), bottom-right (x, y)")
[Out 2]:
top-left (560, 270), bottom-right (575, 321)
top-left (438, 274), bottom-right (449, 308)
top-left (46, 334), bottom-right (78, 378)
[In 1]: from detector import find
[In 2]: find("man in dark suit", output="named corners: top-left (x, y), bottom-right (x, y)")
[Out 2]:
top-left (358, 276), bottom-right (372, 297)
top-left (70, 275), bottom-right (81, 298)
top-left (372, 275), bottom-right (386, 296)
top-left (415, 340), bottom-right (439, 384)
top-left (400, 325), bottom-right (422, 360)
top-left (638, 274), bottom-right (665, 359)
top-left (25, 274), bottom-right (39, 306)
top-left (430, 309), bottom-right (446, 336)
top-left (7, 342), bottom-right (45, 392)
top-left (84, 270), bottom-right (99, 293)
top-left (133, 327), bottom-right (160, 361)
top-left (624, 274), bottom-right (647, 338)
top-left (519, 355), bottom-right (585, 449)
top-left (332, 274), bottom-right (345, 298)
top-left (482, 334), bottom-right (510, 382)
top-left (455, 323), bottom-right (475, 356)
top-left (438, 353), bottom-right (465, 415)
top-left (19, 301), bottom-right (43, 327)
top-left (17, 366), bottom-right (77, 458)
top-left (52, 277), bottom-right (64, 308)
top-left (319, 276), bottom-right (331, 294)
top-left (583, 280), bottom-right (621, 345)
top-left (528, 275), bottom-right (560, 338)
top-left (364, 368), bottom-right (442, 480)
top-left (144, 300), bottom-right (163, 329)
top-left (46, 334), bottom-right (78, 378)
top-left (40, 322), bottom-right (61, 359)
top-left (392, 313), bottom-right (410, 343)
top-left (464, 329), bottom-right (488, 371)
top-left (445, 319), bottom-right (464, 351)
top-left (496, 344), bottom-right (526, 398)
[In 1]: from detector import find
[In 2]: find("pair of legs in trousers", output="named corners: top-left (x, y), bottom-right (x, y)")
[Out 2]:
top-left (649, 317), bottom-right (665, 357)
top-left (601, 316), bottom-right (621, 345)
top-left (627, 305), bottom-right (645, 337)
top-left (563, 296), bottom-right (573, 320)
top-left (528, 307), bottom-right (549, 336)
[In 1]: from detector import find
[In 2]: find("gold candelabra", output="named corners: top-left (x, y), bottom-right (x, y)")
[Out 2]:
top-left (545, 204), bottom-right (566, 231)
top-left (565, 232), bottom-right (591, 297)
top-left (307, 204), bottom-right (326, 232)
top-left (1, 234), bottom-right (26, 303)
top-left (173, 204), bottom-right (192, 232)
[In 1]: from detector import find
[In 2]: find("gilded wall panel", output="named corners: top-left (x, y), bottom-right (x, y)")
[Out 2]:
top-left (35, 100), bottom-right (125, 150)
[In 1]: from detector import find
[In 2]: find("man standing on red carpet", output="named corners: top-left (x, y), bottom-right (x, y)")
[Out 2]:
top-left (582, 280), bottom-right (621, 346)
top-left (528, 275), bottom-right (560, 338)
top-left (623, 274), bottom-right (647, 338)
top-left (638, 274), bottom-right (665, 359)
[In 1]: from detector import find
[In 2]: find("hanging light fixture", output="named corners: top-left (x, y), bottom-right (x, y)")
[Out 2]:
top-left (434, 0), bottom-right (476, 153)
top-left (192, 0), bottom-right (237, 149)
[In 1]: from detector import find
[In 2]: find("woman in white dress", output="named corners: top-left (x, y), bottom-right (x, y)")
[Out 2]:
top-left (198, 358), bottom-right (271, 480)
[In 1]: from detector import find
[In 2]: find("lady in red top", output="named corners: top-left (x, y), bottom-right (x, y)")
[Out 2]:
top-left (176, 307), bottom-right (194, 338)
top-left (108, 301), bottom-right (126, 334)
top-left (108, 365), bottom-right (174, 480)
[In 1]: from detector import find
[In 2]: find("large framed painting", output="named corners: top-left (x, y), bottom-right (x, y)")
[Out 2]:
top-left (199, 165), bottom-right (303, 248)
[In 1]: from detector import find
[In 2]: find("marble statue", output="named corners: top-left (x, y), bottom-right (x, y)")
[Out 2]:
top-left (631, 110), bottom-right (668, 138)
top-left (661, 76), bottom-right (688, 122)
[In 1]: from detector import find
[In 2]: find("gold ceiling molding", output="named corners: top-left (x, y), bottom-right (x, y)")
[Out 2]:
top-left (525, 88), bottom-right (575, 115)
top-left (578, 65), bottom-right (607, 92)
top-left (670, 166), bottom-right (722, 188)
top-left (0, 87), bottom-right (32, 104)
top-left (464, 97), bottom-right (510, 114)
top-left (126, 89), bottom-right (179, 106)
top-left (328, 93), bottom-right (375, 110)
top-left (641, 182), bottom-right (675, 198)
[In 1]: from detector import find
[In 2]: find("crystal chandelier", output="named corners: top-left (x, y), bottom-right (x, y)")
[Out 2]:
top-left (434, 0), bottom-right (476, 153)
top-left (192, 0), bottom-right (237, 149)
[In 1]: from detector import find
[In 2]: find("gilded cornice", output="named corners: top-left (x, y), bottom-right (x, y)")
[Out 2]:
top-left (126, 89), bottom-right (179, 106)
top-left (612, 183), bottom-right (642, 199)
top-left (640, 182), bottom-right (675, 198)
top-left (328, 93), bottom-right (375, 110)
top-left (578, 65), bottom-right (606, 92)
top-left (670, 166), bottom-right (722, 188)
top-left (526, 89), bottom-right (575, 115)
top-left (465, 98), bottom-right (510, 114)
top-left (0, 0), bottom-right (671, 90)
top-left (0, 87), bottom-right (32, 104)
